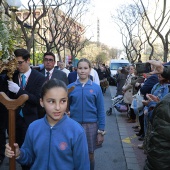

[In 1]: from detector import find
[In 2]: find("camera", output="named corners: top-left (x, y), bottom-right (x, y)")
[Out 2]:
top-left (136, 62), bottom-right (151, 74)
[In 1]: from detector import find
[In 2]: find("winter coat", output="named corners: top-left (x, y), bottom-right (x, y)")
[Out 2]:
top-left (116, 73), bottom-right (127, 96)
top-left (122, 74), bottom-right (135, 104)
top-left (144, 93), bottom-right (170, 170)
top-left (140, 74), bottom-right (158, 100)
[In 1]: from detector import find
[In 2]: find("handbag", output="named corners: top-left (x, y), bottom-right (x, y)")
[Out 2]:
top-left (100, 78), bottom-right (109, 88)
top-left (131, 90), bottom-right (144, 114)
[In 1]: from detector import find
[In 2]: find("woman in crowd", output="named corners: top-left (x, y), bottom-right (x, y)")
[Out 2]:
top-left (116, 67), bottom-right (128, 96)
top-left (122, 65), bottom-right (136, 122)
top-left (67, 58), bottom-right (105, 170)
top-left (142, 73), bottom-right (170, 151)
top-left (130, 71), bottom-right (145, 128)
top-left (143, 60), bottom-right (170, 170)
top-left (136, 69), bottom-right (158, 142)
top-left (97, 65), bottom-right (109, 94)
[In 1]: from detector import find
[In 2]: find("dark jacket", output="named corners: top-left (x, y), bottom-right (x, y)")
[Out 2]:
top-left (40, 68), bottom-right (68, 85)
top-left (162, 65), bottom-right (170, 80)
top-left (116, 73), bottom-right (127, 96)
top-left (68, 71), bottom-right (77, 84)
top-left (9, 69), bottom-right (45, 125)
top-left (140, 74), bottom-right (158, 100)
top-left (97, 69), bottom-right (107, 80)
top-left (0, 73), bottom-right (8, 113)
top-left (144, 93), bottom-right (170, 170)
top-left (131, 76), bottom-right (145, 95)
top-left (0, 73), bottom-right (8, 128)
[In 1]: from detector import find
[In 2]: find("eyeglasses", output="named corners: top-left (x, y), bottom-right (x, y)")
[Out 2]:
top-left (44, 58), bottom-right (54, 62)
top-left (17, 60), bottom-right (25, 65)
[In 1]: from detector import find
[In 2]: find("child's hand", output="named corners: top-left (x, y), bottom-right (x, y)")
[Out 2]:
top-left (5, 143), bottom-right (20, 158)
top-left (96, 134), bottom-right (104, 146)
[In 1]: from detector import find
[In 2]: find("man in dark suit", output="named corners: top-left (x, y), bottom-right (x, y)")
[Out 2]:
top-left (0, 73), bottom-right (8, 165)
top-left (7, 49), bottom-right (45, 170)
top-left (40, 52), bottom-right (68, 85)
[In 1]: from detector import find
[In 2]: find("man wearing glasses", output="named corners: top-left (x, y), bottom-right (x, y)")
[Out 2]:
top-left (7, 48), bottom-right (45, 170)
top-left (40, 52), bottom-right (68, 85)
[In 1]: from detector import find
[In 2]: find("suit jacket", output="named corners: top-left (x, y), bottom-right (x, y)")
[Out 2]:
top-left (40, 68), bottom-right (68, 85)
top-left (9, 69), bottom-right (45, 125)
top-left (68, 71), bottom-right (77, 84)
top-left (0, 73), bottom-right (8, 126)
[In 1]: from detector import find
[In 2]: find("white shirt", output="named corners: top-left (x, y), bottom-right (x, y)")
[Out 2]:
top-left (90, 68), bottom-right (100, 85)
top-left (19, 68), bottom-right (31, 85)
top-left (45, 68), bottom-right (54, 79)
top-left (60, 68), bottom-right (70, 77)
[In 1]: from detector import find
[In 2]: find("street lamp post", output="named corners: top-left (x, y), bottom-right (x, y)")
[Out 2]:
top-left (6, 0), bottom-right (21, 31)
top-left (32, 5), bottom-right (35, 65)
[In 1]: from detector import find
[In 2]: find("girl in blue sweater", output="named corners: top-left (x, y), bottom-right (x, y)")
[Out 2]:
top-left (68, 58), bottom-right (106, 170)
top-left (5, 79), bottom-right (90, 170)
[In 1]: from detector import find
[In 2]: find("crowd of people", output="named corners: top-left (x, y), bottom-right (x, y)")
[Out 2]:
top-left (114, 61), bottom-right (170, 170)
top-left (0, 49), bottom-right (109, 170)
top-left (1, 48), bottom-right (170, 170)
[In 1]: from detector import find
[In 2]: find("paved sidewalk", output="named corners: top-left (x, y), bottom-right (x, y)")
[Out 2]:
top-left (108, 86), bottom-right (146, 170)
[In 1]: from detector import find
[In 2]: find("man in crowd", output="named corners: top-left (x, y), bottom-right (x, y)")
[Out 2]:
top-left (40, 52), bottom-right (68, 85)
top-left (68, 61), bottom-right (73, 72)
top-left (143, 60), bottom-right (170, 170)
top-left (0, 73), bottom-right (8, 165)
top-left (7, 48), bottom-right (45, 170)
top-left (59, 61), bottom-right (70, 77)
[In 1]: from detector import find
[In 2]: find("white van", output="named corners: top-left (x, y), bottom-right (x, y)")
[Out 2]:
top-left (110, 59), bottom-right (130, 77)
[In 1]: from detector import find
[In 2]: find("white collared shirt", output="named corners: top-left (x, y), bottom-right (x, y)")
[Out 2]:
top-left (60, 68), bottom-right (70, 77)
top-left (19, 68), bottom-right (31, 84)
top-left (45, 68), bottom-right (54, 79)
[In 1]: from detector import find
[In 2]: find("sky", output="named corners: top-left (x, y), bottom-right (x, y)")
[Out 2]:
top-left (19, 0), bottom-right (131, 49)
top-left (86, 0), bottom-right (133, 49)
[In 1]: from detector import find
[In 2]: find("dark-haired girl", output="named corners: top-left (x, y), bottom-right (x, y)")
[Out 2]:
top-left (5, 79), bottom-right (90, 170)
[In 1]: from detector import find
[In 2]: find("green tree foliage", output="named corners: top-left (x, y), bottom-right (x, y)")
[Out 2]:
top-left (95, 52), bottom-right (108, 65)
top-left (77, 41), bottom-right (119, 65)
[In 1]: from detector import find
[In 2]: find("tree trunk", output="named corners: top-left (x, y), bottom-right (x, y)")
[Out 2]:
top-left (164, 45), bottom-right (168, 62)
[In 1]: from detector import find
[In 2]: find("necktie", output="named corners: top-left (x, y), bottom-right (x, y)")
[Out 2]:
top-left (19, 74), bottom-right (26, 117)
top-left (21, 74), bottom-right (26, 89)
top-left (46, 72), bottom-right (50, 81)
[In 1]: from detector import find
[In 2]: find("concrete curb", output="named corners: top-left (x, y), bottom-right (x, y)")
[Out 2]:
top-left (109, 86), bottom-right (141, 170)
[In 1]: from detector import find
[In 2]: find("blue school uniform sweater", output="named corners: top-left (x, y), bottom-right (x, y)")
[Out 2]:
top-left (68, 79), bottom-right (105, 130)
top-left (17, 114), bottom-right (90, 170)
